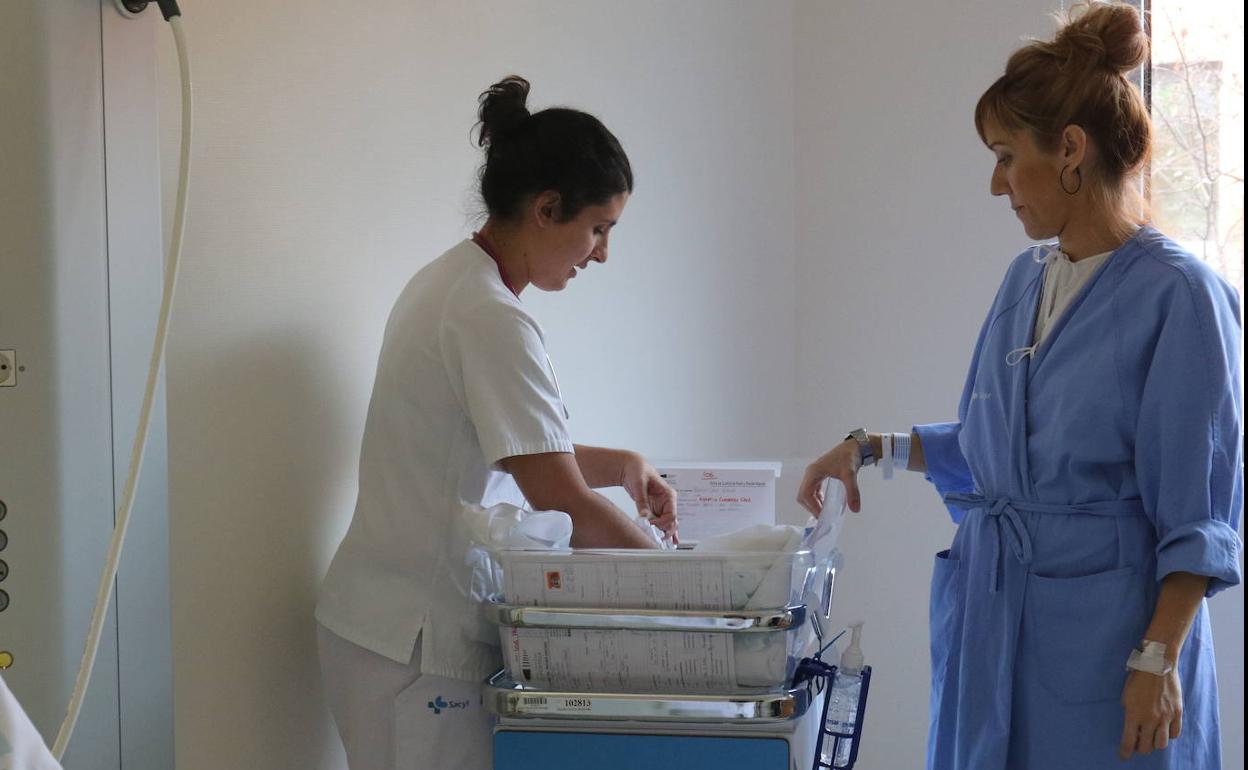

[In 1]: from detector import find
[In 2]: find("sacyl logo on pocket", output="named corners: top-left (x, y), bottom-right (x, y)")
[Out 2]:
top-left (426, 695), bottom-right (471, 715)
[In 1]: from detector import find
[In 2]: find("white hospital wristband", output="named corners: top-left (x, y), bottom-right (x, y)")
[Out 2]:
top-left (881, 432), bottom-right (894, 480)
top-left (892, 432), bottom-right (912, 472)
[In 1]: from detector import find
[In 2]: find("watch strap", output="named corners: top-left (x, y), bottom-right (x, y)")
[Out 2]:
top-left (846, 428), bottom-right (876, 467)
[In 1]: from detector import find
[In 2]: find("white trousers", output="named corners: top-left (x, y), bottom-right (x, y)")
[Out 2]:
top-left (317, 625), bottom-right (493, 770)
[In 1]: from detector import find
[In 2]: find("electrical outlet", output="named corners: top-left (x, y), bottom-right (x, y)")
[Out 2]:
top-left (0, 350), bottom-right (15, 387)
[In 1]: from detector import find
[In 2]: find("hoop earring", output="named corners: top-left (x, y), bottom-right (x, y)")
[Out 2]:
top-left (1060, 165), bottom-right (1083, 195)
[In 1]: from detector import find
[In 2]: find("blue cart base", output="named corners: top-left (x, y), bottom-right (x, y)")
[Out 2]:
top-left (494, 730), bottom-right (792, 770)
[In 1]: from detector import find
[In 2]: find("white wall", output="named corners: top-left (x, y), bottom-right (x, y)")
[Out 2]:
top-left (153, 1), bottom-right (1243, 768)
top-left (792, 2), bottom-right (1245, 769)
top-left (791, 3), bottom-right (1054, 767)
top-left (155, 1), bottom-right (794, 767)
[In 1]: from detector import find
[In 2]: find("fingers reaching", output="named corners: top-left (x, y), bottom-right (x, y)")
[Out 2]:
top-left (841, 469), bottom-right (862, 513)
top-left (797, 465), bottom-right (826, 516)
top-left (650, 511), bottom-right (677, 534)
top-left (798, 441), bottom-right (865, 516)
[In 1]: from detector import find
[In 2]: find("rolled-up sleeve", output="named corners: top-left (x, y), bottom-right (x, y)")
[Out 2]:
top-left (1155, 520), bottom-right (1241, 595)
top-left (1136, 265), bottom-right (1243, 597)
top-left (914, 421), bottom-right (976, 523)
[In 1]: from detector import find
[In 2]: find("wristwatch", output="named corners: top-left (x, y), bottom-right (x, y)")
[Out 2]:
top-left (1125, 640), bottom-right (1174, 676)
top-left (845, 428), bottom-right (876, 467)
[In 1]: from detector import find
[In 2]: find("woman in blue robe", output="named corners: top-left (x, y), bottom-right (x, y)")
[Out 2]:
top-left (798, 5), bottom-right (1242, 769)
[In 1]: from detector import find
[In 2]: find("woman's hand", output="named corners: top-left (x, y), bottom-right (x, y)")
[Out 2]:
top-left (797, 439), bottom-right (863, 515)
top-left (1119, 669), bottom-right (1183, 760)
top-left (619, 453), bottom-right (678, 542)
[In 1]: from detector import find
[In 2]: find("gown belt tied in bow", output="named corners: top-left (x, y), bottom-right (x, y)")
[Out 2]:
top-left (943, 493), bottom-right (1147, 592)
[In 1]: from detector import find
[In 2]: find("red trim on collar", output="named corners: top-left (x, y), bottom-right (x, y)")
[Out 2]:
top-left (472, 231), bottom-right (519, 297)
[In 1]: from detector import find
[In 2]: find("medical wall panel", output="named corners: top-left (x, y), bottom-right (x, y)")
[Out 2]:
top-left (0, 2), bottom-right (174, 768)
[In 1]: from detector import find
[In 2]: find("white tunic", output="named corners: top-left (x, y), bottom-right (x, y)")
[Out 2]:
top-left (1033, 249), bottom-right (1112, 345)
top-left (316, 239), bottom-right (573, 680)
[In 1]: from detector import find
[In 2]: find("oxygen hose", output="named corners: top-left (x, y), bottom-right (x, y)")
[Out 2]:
top-left (52, 3), bottom-right (191, 759)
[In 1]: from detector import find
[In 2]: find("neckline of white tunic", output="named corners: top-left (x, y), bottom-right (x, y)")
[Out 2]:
top-left (1033, 249), bottom-right (1112, 345)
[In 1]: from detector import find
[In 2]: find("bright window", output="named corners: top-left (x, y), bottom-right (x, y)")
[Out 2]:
top-left (1147, 0), bottom-right (1245, 300)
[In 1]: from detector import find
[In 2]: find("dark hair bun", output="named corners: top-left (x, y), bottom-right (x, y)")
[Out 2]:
top-left (477, 76), bottom-right (532, 148)
top-left (474, 76), bottom-right (633, 222)
top-left (1056, 2), bottom-right (1148, 74)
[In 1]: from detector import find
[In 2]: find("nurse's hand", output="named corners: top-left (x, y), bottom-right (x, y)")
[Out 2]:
top-left (620, 454), bottom-right (678, 542)
top-left (1118, 669), bottom-right (1183, 760)
top-left (798, 439), bottom-right (863, 515)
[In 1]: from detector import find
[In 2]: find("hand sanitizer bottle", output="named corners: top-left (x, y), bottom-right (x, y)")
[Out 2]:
top-left (822, 622), bottom-right (865, 768)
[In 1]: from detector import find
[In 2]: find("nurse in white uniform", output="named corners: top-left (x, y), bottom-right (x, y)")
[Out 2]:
top-left (315, 76), bottom-right (677, 770)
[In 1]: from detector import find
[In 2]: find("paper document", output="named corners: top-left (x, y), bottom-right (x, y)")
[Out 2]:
top-left (657, 463), bottom-right (779, 543)
top-left (505, 557), bottom-right (730, 609)
top-left (504, 626), bottom-right (737, 692)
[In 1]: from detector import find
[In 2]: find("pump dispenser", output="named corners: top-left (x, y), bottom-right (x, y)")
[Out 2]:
top-left (822, 621), bottom-right (867, 767)
top-left (839, 622), bottom-right (865, 675)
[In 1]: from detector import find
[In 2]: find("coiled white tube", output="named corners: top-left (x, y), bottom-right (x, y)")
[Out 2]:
top-left (52, 12), bottom-right (192, 760)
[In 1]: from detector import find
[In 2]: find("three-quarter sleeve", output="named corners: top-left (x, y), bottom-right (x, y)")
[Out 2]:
top-left (914, 421), bottom-right (976, 523)
top-left (915, 280), bottom-right (1002, 524)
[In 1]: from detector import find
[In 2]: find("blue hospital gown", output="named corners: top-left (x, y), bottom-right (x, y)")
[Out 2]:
top-left (915, 227), bottom-right (1243, 770)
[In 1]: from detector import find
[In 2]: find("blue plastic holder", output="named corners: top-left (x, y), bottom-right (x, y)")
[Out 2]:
top-left (794, 658), bottom-right (872, 770)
